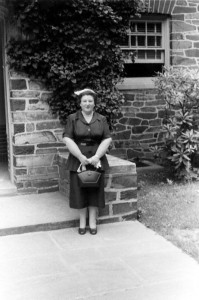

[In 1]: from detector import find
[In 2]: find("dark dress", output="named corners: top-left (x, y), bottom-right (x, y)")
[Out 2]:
top-left (63, 110), bottom-right (111, 209)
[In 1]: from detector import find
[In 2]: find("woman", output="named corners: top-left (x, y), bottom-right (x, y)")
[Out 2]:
top-left (63, 88), bottom-right (112, 235)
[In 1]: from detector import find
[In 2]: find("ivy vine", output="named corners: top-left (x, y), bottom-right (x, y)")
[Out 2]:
top-left (7, 0), bottom-right (144, 127)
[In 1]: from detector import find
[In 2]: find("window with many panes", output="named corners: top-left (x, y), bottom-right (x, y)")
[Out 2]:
top-left (121, 16), bottom-right (169, 77)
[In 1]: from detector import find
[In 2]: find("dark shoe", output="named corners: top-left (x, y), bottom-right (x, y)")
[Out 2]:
top-left (89, 227), bottom-right (97, 235)
top-left (78, 228), bottom-right (87, 235)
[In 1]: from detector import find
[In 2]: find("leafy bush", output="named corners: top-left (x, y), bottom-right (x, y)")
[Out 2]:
top-left (7, 0), bottom-right (144, 127)
top-left (153, 67), bottom-right (199, 180)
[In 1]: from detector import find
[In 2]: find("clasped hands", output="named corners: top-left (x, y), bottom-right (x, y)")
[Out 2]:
top-left (79, 154), bottom-right (100, 168)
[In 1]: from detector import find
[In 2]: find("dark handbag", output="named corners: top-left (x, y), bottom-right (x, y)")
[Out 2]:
top-left (77, 164), bottom-right (101, 188)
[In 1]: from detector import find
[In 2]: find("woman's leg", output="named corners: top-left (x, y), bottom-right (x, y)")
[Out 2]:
top-left (88, 206), bottom-right (97, 229)
top-left (79, 207), bottom-right (87, 229)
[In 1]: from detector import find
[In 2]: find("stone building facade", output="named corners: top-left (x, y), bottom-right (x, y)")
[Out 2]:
top-left (1, 0), bottom-right (199, 192)
top-left (111, 0), bottom-right (199, 160)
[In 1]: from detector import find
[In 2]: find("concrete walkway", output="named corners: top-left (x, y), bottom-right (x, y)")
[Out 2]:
top-left (0, 192), bottom-right (79, 235)
top-left (0, 193), bottom-right (199, 299)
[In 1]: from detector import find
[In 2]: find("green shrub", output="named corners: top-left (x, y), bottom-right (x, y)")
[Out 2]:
top-left (7, 0), bottom-right (144, 127)
top-left (153, 67), bottom-right (199, 180)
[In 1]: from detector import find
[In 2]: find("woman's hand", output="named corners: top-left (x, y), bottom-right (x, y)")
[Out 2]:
top-left (79, 154), bottom-right (89, 166)
top-left (88, 155), bottom-right (100, 167)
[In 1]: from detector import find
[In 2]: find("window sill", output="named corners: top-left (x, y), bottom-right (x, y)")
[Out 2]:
top-left (116, 77), bottom-right (156, 90)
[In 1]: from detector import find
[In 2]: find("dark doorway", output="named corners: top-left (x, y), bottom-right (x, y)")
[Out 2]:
top-left (0, 21), bottom-right (7, 163)
top-left (0, 21), bottom-right (16, 196)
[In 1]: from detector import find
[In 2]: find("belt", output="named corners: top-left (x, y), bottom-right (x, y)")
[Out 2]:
top-left (77, 140), bottom-right (98, 146)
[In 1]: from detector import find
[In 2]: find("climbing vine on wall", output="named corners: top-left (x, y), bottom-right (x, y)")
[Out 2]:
top-left (7, 0), bottom-right (144, 126)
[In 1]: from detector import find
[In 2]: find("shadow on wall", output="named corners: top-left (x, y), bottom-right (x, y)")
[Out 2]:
top-left (129, 157), bottom-right (164, 173)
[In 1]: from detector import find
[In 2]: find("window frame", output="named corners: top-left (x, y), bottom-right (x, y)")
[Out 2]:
top-left (118, 15), bottom-right (170, 89)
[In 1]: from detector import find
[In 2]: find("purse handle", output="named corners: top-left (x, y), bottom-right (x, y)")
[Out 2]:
top-left (77, 164), bottom-right (87, 173)
top-left (77, 161), bottom-right (102, 173)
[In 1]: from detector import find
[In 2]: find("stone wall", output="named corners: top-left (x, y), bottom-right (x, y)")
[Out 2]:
top-left (110, 0), bottom-right (199, 160)
top-left (110, 89), bottom-right (166, 160)
top-left (171, 0), bottom-right (199, 67)
top-left (59, 153), bottom-right (137, 224)
top-left (10, 72), bottom-right (67, 193)
top-left (6, 0), bottom-right (199, 192)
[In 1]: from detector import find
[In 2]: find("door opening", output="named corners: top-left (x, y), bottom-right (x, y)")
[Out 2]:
top-left (0, 19), bottom-right (17, 195)
top-left (0, 19), bottom-right (9, 193)
top-left (0, 22), bottom-right (7, 164)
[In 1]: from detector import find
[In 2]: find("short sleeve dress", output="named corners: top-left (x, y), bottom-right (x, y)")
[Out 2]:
top-left (63, 110), bottom-right (111, 209)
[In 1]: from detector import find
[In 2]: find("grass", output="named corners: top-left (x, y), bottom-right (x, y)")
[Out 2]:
top-left (137, 169), bottom-right (199, 263)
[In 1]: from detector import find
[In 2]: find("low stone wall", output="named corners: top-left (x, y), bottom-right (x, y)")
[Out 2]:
top-left (58, 153), bottom-right (137, 224)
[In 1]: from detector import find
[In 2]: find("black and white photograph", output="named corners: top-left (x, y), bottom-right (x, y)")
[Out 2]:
top-left (0, 0), bottom-right (199, 299)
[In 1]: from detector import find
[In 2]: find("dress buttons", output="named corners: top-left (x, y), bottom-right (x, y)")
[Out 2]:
top-left (88, 128), bottom-right (90, 132)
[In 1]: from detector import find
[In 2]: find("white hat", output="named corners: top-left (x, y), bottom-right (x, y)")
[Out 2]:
top-left (74, 88), bottom-right (96, 96)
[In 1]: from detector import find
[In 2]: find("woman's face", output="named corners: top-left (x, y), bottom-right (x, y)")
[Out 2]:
top-left (80, 94), bottom-right (95, 114)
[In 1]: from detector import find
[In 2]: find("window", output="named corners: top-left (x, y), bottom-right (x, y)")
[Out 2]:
top-left (121, 16), bottom-right (169, 78)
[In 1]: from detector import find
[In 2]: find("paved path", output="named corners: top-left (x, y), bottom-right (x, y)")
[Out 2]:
top-left (0, 192), bottom-right (79, 235)
top-left (0, 221), bottom-right (199, 300)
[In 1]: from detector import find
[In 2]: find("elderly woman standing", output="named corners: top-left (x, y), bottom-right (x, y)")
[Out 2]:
top-left (63, 88), bottom-right (112, 235)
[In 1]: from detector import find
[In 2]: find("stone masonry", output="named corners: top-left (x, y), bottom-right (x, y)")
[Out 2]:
top-left (111, 0), bottom-right (199, 160)
top-left (10, 72), bottom-right (66, 193)
top-left (110, 89), bottom-right (166, 160)
top-left (170, 0), bottom-right (199, 67)
top-left (6, 0), bottom-right (199, 192)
